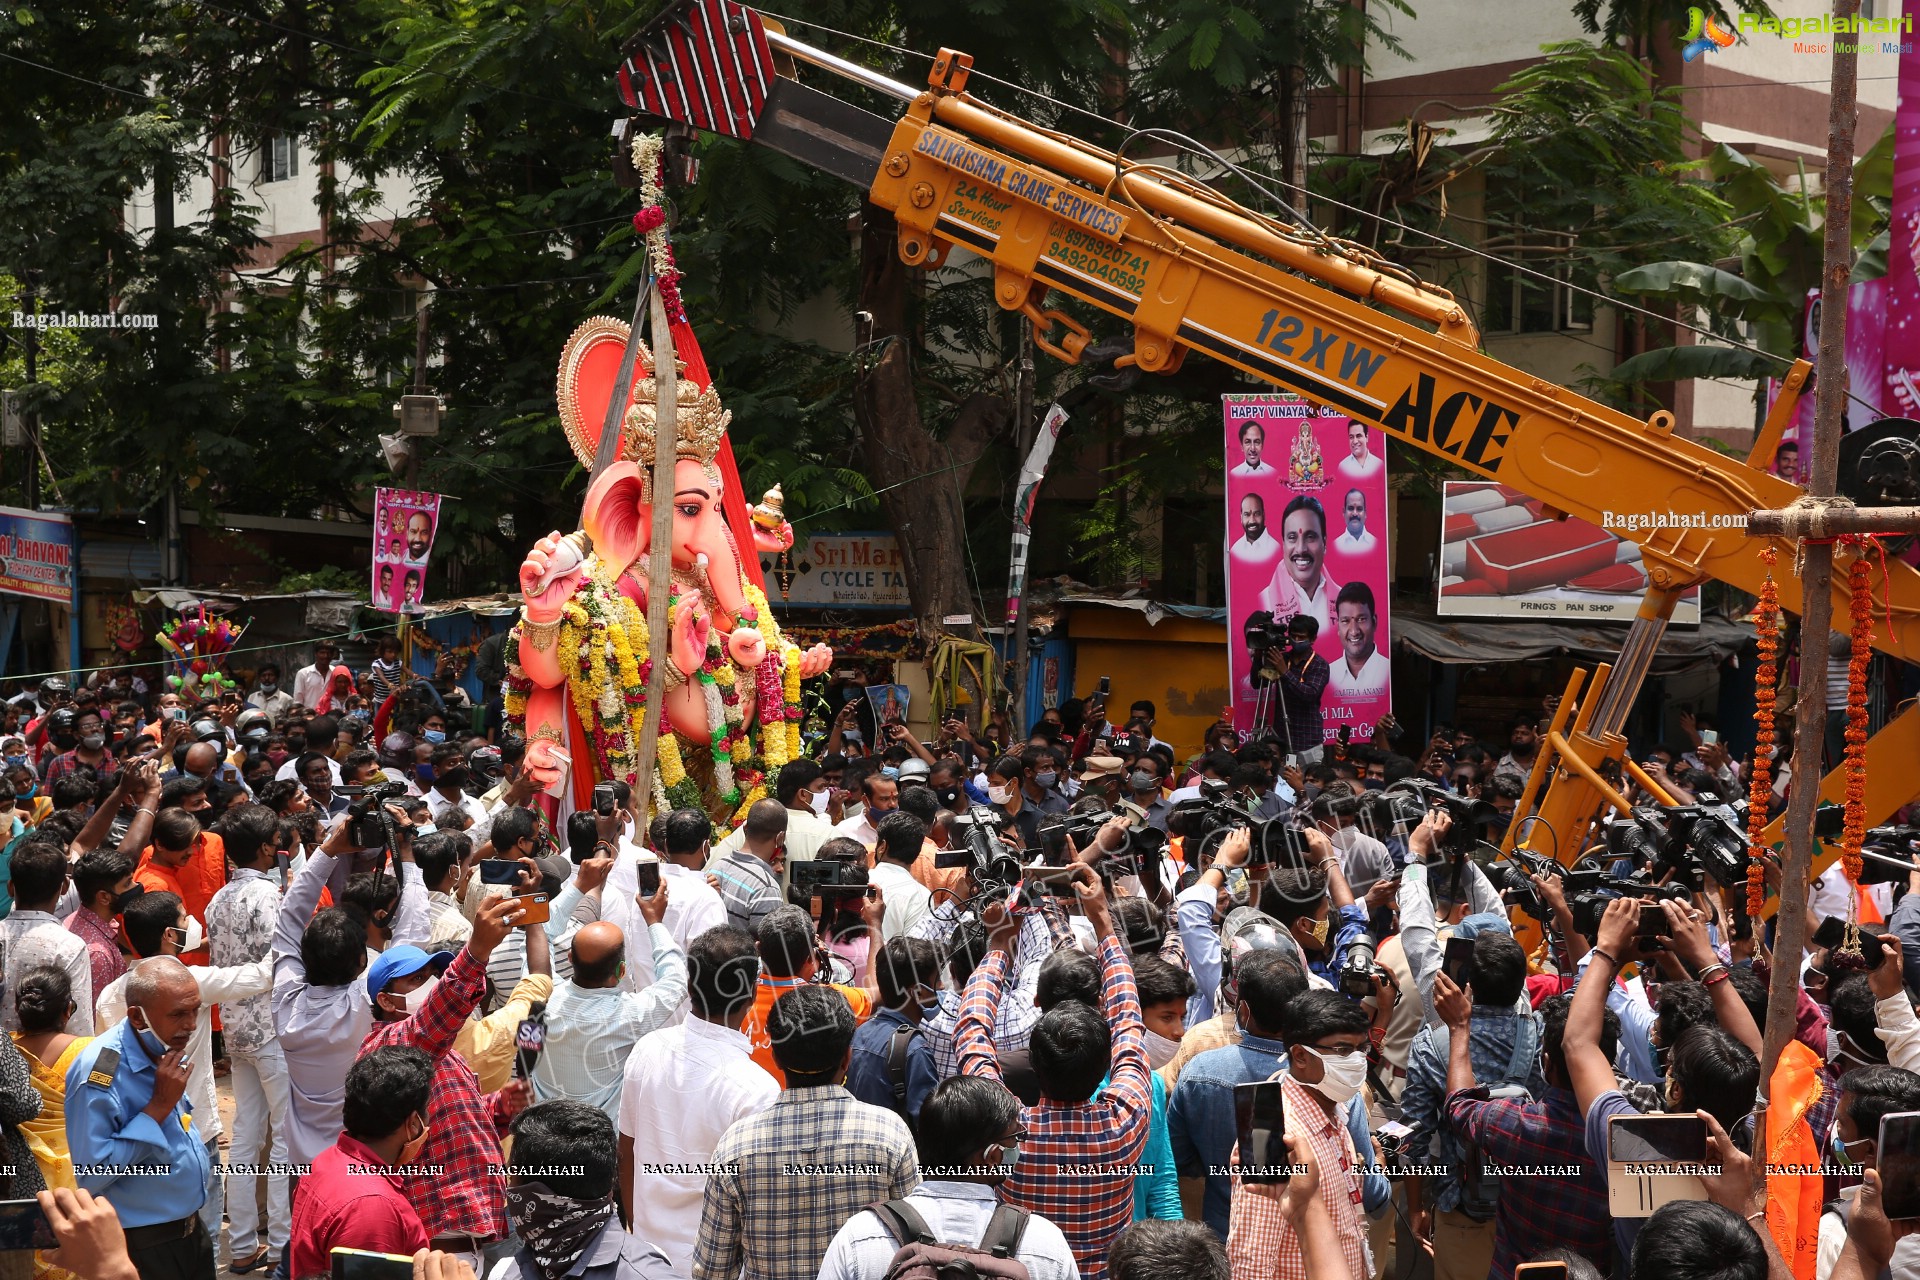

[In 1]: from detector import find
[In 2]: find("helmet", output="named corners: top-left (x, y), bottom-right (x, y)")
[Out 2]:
top-left (38, 677), bottom-right (68, 703)
top-left (380, 732), bottom-right (415, 764)
top-left (466, 745), bottom-right (504, 778)
top-left (46, 707), bottom-right (75, 736)
top-left (235, 709), bottom-right (271, 744)
top-left (189, 718), bottom-right (225, 745)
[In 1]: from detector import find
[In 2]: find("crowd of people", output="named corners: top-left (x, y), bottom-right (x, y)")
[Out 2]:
top-left (0, 647), bottom-right (1912, 1280)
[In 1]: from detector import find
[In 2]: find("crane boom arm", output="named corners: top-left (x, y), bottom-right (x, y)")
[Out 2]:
top-left (619, 0), bottom-right (1920, 858)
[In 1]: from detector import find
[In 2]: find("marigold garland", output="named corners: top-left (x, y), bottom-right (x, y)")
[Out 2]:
top-left (628, 134), bottom-right (687, 325)
top-left (1842, 547), bottom-right (1875, 889)
top-left (1747, 546), bottom-right (1780, 918)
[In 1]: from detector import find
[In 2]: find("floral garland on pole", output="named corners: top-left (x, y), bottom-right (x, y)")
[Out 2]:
top-left (629, 134), bottom-right (686, 326)
top-left (1747, 546), bottom-right (1780, 919)
top-left (1841, 546), bottom-right (1874, 889)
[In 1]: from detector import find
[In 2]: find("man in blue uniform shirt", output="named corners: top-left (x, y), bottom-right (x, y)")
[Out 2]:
top-left (65, 955), bottom-right (214, 1280)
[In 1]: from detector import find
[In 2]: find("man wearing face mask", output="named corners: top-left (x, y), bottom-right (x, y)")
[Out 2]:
top-left (39, 707), bottom-right (118, 794)
top-left (1819, 1064), bottom-right (1920, 1279)
top-left (97, 893), bottom-right (273, 1268)
top-left (1493, 714), bottom-right (1541, 782)
top-left (288, 1046), bottom-right (435, 1277)
top-left (66, 955), bottom-right (213, 1280)
top-left (1127, 756), bottom-right (1171, 834)
top-left (817, 1075), bottom-right (1081, 1280)
top-left (65, 848), bottom-right (139, 1007)
top-left (843, 936), bottom-right (943, 1128)
top-left (359, 892), bottom-right (530, 1274)
top-left (1225, 990), bottom-right (1377, 1280)
top-left (984, 755), bottom-right (1042, 850)
top-left (423, 743), bottom-right (491, 842)
top-left (834, 772), bottom-right (899, 849)
top-left (1014, 747), bottom-right (1069, 819)
top-left (133, 810), bottom-right (223, 967)
top-left (246, 663), bottom-right (294, 729)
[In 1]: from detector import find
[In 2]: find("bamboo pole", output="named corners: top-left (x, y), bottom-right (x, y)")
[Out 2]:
top-left (1759, 0), bottom-right (1859, 1113)
top-left (631, 283), bottom-right (679, 820)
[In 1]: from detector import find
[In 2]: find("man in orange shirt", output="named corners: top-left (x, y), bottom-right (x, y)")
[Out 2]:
top-left (739, 902), bottom-right (884, 1084)
top-left (135, 807), bottom-right (226, 965)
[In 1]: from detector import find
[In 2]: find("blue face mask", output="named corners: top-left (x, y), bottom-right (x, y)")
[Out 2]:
top-left (881, 766), bottom-right (899, 780)
top-left (12, 790), bottom-right (31, 804)
top-left (423, 729), bottom-right (447, 744)
top-left (345, 709), bottom-right (371, 723)
top-left (416, 764), bottom-right (435, 784)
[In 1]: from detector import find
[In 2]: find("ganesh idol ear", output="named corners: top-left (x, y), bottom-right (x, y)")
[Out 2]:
top-left (582, 462), bottom-right (648, 574)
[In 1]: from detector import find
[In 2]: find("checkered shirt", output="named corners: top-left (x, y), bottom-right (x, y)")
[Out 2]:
top-left (918, 898), bottom-right (1074, 1077)
top-left (1226, 1072), bottom-right (1369, 1280)
top-left (957, 933), bottom-right (1152, 1280)
top-left (691, 1084), bottom-right (918, 1280)
top-left (356, 944), bottom-right (511, 1242)
top-left (1446, 1084), bottom-right (1610, 1280)
top-left (711, 848), bottom-right (781, 936)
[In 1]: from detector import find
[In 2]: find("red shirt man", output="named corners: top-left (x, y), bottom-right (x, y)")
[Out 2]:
top-left (288, 1045), bottom-right (434, 1280)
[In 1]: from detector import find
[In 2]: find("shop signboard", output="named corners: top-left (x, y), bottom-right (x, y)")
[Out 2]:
top-left (0, 506), bottom-right (74, 605)
top-left (759, 532), bottom-right (908, 610)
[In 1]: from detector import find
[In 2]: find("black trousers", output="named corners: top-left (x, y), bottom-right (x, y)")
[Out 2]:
top-left (127, 1217), bottom-right (216, 1280)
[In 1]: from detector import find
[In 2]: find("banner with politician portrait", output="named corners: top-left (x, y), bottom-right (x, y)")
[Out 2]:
top-left (372, 488), bottom-right (443, 614)
top-left (1223, 394), bottom-right (1392, 746)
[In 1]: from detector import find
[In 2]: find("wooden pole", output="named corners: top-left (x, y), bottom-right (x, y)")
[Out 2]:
top-left (1009, 319), bottom-right (1035, 733)
top-left (1747, 506), bottom-right (1920, 537)
top-left (1759, 2), bottom-right (1858, 1114)
top-left (631, 285), bottom-right (679, 820)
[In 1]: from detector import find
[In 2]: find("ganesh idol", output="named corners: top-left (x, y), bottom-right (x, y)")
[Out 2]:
top-left (503, 313), bottom-right (833, 829)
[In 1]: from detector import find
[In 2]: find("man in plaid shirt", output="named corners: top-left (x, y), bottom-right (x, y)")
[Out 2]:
top-left (357, 892), bottom-right (531, 1274)
top-left (1436, 977), bottom-right (1614, 1280)
top-left (914, 882), bottom-right (1076, 1078)
top-left (693, 984), bottom-right (918, 1280)
top-left (957, 870), bottom-right (1151, 1280)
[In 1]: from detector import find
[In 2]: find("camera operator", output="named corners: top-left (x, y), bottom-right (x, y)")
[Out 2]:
top-left (1251, 615), bottom-right (1329, 757)
top-left (1395, 812), bottom-right (1508, 1028)
top-left (1310, 782), bottom-right (1395, 899)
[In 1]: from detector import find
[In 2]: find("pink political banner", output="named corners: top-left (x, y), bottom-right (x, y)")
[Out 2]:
top-left (372, 488), bottom-right (443, 614)
top-left (1223, 394), bottom-right (1391, 746)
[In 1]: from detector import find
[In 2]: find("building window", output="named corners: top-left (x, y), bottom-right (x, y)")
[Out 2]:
top-left (1483, 234), bottom-right (1592, 335)
top-left (260, 133), bottom-right (299, 184)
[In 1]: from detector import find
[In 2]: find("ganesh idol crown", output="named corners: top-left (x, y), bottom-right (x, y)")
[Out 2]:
top-left (503, 296), bottom-right (833, 831)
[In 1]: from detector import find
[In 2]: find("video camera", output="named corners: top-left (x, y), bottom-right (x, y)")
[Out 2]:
top-left (1859, 825), bottom-right (1920, 884)
top-left (1167, 781), bottom-right (1310, 870)
top-left (790, 858), bottom-right (870, 898)
top-left (1605, 800), bottom-right (1749, 891)
top-left (1559, 866), bottom-right (1691, 940)
top-left (941, 806), bottom-right (1026, 900)
top-left (341, 779), bottom-right (409, 853)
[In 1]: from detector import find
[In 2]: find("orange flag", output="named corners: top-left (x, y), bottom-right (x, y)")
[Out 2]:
top-left (1764, 1038), bottom-right (1827, 1279)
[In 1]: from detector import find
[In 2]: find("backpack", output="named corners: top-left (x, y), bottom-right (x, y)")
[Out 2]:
top-left (886, 1022), bottom-right (917, 1108)
top-left (866, 1198), bottom-right (1033, 1280)
top-left (1449, 1016), bottom-right (1540, 1222)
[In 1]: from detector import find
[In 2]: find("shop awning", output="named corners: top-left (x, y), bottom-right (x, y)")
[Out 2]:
top-left (1392, 612), bottom-right (1751, 675)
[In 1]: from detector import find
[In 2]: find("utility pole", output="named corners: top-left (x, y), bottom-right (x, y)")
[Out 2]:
top-left (1009, 320), bottom-right (1035, 732)
top-left (1760, 0), bottom-right (1858, 1109)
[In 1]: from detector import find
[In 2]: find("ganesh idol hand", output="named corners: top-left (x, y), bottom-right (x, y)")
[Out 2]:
top-left (750, 519), bottom-right (795, 554)
top-left (798, 643), bottom-right (834, 679)
top-left (727, 625), bottom-right (767, 669)
top-left (520, 531), bottom-right (588, 617)
top-left (671, 593), bottom-right (711, 676)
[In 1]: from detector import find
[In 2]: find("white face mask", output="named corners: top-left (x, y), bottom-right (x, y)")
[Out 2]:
top-left (1301, 1045), bottom-right (1368, 1105)
top-left (1143, 1029), bottom-right (1182, 1070)
top-left (994, 1142), bottom-right (1019, 1177)
top-left (402, 976), bottom-right (439, 1014)
top-left (171, 916), bottom-right (205, 954)
top-left (987, 785), bottom-right (1011, 805)
top-left (807, 789), bottom-right (830, 815)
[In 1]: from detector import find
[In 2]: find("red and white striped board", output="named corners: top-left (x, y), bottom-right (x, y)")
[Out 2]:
top-left (617, 0), bottom-right (775, 140)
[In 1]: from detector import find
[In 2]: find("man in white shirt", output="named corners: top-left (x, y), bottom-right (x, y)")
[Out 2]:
top-left (102, 896), bottom-right (273, 1260)
top-left (1332, 488), bottom-right (1378, 558)
top-left (869, 811), bottom-right (933, 941)
top-left (0, 841), bottom-right (92, 1035)
top-left (816, 1075), bottom-right (1079, 1280)
top-left (617, 926), bottom-right (778, 1275)
top-left (291, 642), bottom-right (338, 711)
top-left (532, 887), bottom-right (687, 1121)
top-left (272, 810), bottom-right (429, 1165)
top-left (204, 806), bottom-right (293, 1273)
top-left (709, 759), bottom-right (834, 880)
top-left (833, 772), bottom-right (899, 849)
top-left (245, 662), bottom-right (296, 728)
top-left (603, 826), bottom-right (727, 1001)
top-left (1230, 493), bottom-right (1282, 574)
top-left (1229, 419), bottom-right (1275, 478)
top-left (1337, 419), bottom-right (1382, 482)
top-left (1329, 582), bottom-right (1391, 700)
top-left (415, 831), bottom-right (475, 951)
